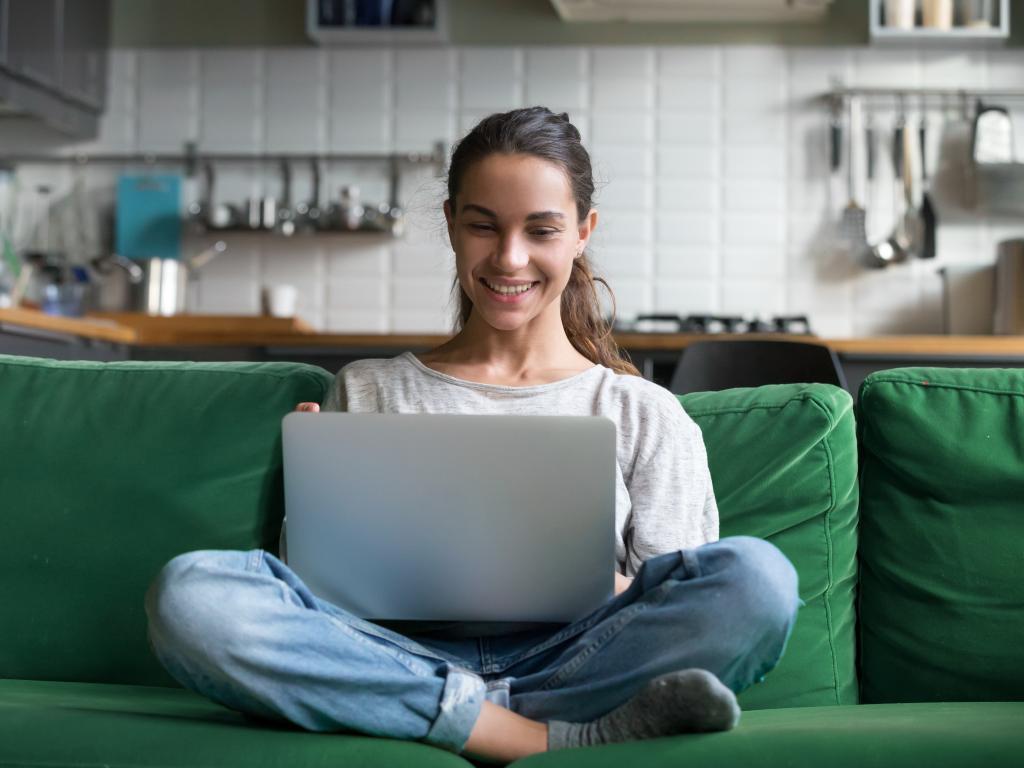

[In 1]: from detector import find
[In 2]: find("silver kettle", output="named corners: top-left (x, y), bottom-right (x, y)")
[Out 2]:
top-left (91, 241), bottom-right (226, 316)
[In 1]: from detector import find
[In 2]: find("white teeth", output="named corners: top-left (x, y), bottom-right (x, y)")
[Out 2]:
top-left (484, 280), bottom-right (534, 295)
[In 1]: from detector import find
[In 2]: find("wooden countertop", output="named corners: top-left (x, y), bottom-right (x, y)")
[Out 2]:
top-left (2, 307), bottom-right (1024, 357)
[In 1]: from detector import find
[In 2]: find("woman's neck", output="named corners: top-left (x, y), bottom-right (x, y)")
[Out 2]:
top-left (419, 316), bottom-right (595, 383)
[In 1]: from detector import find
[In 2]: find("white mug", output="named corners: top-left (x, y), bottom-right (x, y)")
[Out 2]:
top-left (261, 284), bottom-right (298, 317)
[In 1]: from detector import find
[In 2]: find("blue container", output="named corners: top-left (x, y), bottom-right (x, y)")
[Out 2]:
top-left (115, 174), bottom-right (182, 260)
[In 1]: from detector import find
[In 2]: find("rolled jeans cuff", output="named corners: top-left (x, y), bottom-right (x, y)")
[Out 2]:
top-left (424, 666), bottom-right (488, 754)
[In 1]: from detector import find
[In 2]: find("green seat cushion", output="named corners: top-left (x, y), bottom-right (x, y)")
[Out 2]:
top-left (0, 678), bottom-right (471, 768)
top-left (857, 368), bottom-right (1024, 703)
top-left (0, 354), bottom-right (334, 688)
top-left (681, 384), bottom-right (858, 709)
top-left (513, 702), bottom-right (1024, 768)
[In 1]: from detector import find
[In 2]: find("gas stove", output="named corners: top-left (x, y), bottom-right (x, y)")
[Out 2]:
top-left (612, 314), bottom-right (814, 335)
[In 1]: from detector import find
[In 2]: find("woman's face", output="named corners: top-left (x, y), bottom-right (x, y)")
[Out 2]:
top-left (445, 152), bottom-right (596, 333)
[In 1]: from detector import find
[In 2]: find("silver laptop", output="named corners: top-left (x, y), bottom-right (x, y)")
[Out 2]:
top-left (281, 412), bottom-right (616, 623)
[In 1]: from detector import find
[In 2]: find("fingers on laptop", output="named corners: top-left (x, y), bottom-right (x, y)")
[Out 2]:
top-left (295, 402), bottom-right (320, 412)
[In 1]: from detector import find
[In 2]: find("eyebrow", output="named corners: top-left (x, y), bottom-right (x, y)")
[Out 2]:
top-left (460, 204), bottom-right (565, 221)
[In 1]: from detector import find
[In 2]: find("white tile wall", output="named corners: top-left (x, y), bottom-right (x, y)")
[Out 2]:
top-left (9, 44), bottom-right (1024, 336)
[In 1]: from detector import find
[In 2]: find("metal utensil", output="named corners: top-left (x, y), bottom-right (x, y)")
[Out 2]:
top-left (919, 115), bottom-right (938, 259)
top-left (185, 162), bottom-right (213, 233)
top-left (901, 113), bottom-right (924, 259)
top-left (829, 101), bottom-right (843, 180)
top-left (840, 96), bottom-right (868, 255)
top-left (90, 241), bottom-right (226, 315)
top-left (864, 111), bottom-right (876, 241)
top-left (194, 162), bottom-right (243, 231)
top-left (293, 158), bottom-right (323, 232)
top-left (276, 160), bottom-right (296, 236)
top-left (865, 114), bottom-right (912, 268)
top-left (245, 196), bottom-right (278, 231)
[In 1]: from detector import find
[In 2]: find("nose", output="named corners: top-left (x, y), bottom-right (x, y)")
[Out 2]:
top-left (493, 232), bottom-right (530, 273)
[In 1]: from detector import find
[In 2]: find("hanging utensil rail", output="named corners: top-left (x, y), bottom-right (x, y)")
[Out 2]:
top-left (824, 84), bottom-right (1024, 114)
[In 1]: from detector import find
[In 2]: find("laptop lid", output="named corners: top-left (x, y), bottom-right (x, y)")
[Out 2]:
top-left (281, 412), bottom-right (616, 623)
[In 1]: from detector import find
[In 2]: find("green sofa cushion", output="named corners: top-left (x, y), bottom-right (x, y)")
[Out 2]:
top-left (512, 702), bottom-right (1024, 768)
top-left (857, 367), bottom-right (1024, 704)
top-left (0, 354), bottom-right (334, 688)
top-left (0, 679), bottom-right (471, 767)
top-left (681, 384), bottom-right (858, 710)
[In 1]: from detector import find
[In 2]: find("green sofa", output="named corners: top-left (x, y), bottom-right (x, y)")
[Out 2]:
top-left (1, 353), bottom-right (1021, 768)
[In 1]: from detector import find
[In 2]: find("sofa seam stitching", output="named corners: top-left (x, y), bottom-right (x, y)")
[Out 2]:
top-left (0, 356), bottom-right (333, 397)
top-left (862, 377), bottom-right (1024, 399)
top-left (807, 396), bottom-right (843, 706)
top-left (688, 388), bottom-right (851, 706)
top-left (0, 355), bottom-right (327, 382)
top-left (684, 388), bottom-right (846, 422)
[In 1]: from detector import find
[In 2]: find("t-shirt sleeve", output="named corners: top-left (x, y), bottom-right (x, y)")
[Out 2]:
top-left (321, 368), bottom-right (349, 412)
top-left (624, 396), bottom-right (719, 574)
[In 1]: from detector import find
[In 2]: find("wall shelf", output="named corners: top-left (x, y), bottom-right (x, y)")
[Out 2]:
top-left (0, 143), bottom-right (448, 173)
top-left (868, 0), bottom-right (1009, 46)
top-left (186, 225), bottom-right (401, 238)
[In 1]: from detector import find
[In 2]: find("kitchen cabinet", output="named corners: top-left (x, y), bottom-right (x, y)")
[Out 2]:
top-left (5, 0), bottom-right (61, 90)
top-left (0, 0), bottom-right (110, 138)
top-left (60, 0), bottom-right (108, 110)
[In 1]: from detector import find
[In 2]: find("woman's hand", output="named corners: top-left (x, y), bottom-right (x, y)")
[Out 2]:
top-left (614, 571), bottom-right (634, 597)
top-left (295, 402), bottom-right (320, 412)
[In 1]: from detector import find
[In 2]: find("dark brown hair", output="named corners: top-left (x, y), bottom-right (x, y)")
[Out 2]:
top-left (446, 106), bottom-right (640, 377)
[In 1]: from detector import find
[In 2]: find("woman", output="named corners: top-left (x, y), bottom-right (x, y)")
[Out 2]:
top-left (145, 107), bottom-right (800, 764)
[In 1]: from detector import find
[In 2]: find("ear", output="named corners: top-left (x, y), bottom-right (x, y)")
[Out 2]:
top-left (576, 208), bottom-right (598, 258)
top-left (443, 199), bottom-right (455, 245)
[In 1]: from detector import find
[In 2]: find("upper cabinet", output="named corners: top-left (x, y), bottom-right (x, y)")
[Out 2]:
top-left (61, 0), bottom-right (109, 109)
top-left (5, 0), bottom-right (61, 89)
top-left (0, 0), bottom-right (111, 138)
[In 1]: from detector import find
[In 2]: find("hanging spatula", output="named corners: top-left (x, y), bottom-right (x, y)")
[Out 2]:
top-left (840, 96), bottom-right (868, 256)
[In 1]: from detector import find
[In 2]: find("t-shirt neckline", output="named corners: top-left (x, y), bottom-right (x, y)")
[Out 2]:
top-left (400, 351), bottom-right (603, 393)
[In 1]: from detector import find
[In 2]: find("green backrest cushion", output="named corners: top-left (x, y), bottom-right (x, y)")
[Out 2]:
top-left (680, 384), bottom-right (859, 709)
top-left (0, 354), bottom-right (334, 687)
top-left (857, 368), bottom-right (1024, 703)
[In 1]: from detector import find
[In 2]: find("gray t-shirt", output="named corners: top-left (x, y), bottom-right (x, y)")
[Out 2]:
top-left (279, 351), bottom-right (718, 637)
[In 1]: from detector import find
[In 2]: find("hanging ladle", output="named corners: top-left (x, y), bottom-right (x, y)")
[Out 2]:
top-left (865, 95), bottom-right (911, 268)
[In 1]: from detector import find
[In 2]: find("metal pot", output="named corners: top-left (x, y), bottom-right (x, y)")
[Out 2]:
top-left (91, 241), bottom-right (226, 316)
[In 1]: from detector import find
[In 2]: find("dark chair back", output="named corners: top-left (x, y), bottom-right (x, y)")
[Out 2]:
top-left (668, 340), bottom-right (848, 395)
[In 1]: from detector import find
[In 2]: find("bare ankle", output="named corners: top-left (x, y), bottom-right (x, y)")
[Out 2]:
top-left (461, 700), bottom-right (548, 763)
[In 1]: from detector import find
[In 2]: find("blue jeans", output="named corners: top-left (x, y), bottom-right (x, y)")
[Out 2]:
top-left (144, 536), bottom-right (800, 755)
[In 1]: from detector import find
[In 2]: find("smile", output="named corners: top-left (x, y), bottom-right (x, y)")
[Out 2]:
top-left (480, 278), bottom-right (540, 300)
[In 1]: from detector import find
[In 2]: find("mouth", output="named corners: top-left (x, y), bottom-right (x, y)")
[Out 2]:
top-left (479, 277), bottom-right (540, 301)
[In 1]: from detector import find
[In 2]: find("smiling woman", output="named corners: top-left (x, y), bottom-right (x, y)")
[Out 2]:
top-left (146, 106), bottom-right (800, 766)
top-left (427, 107), bottom-right (641, 384)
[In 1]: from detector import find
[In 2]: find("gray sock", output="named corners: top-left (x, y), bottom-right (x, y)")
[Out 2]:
top-left (546, 668), bottom-right (740, 750)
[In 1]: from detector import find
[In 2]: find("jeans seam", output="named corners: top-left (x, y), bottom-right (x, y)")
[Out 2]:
top-left (533, 567), bottom-right (683, 693)
top-left (245, 548), bottom-right (264, 572)
top-left (351, 621), bottom-right (455, 665)
top-left (494, 596), bottom-right (623, 667)
top-left (535, 603), bottom-right (648, 692)
top-left (321, 613), bottom-right (433, 677)
top-left (492, 550), bottom-right (691, 673)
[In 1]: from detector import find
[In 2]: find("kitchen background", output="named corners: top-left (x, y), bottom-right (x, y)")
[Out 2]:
top-left (1, 0), bottom-right (1023, 338)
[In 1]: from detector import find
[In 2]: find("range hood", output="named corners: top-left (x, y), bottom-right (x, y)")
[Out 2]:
top-left (550, 0), bottom-right (835, 23)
